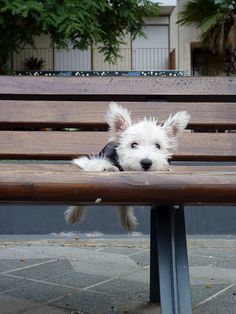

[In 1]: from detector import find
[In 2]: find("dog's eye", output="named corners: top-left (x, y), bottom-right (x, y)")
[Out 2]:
top-left (155, 143), bottom-right (161, 149)
top-left (131, 142), bottom-right (138, 148)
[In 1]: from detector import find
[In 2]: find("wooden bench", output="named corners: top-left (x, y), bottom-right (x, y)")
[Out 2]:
top-left (0, 75), bottom-right (236, 314)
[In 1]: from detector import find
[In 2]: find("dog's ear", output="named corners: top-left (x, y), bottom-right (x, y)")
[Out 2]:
top-left (106, 102), bottom-right (132, 139)
top-left (162, 111), bottom-right (190, 138)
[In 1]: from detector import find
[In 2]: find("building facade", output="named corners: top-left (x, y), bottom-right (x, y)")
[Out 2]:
top-left (13, 1), bottom-right (222, 75)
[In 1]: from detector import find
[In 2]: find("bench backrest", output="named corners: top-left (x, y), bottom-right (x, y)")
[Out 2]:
top-left (0, 76), bottom-right (235, 163)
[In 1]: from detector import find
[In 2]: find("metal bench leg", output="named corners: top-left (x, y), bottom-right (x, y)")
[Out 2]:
top-left (150, 205), bottom-right (192, 314)
top-left (150, 206), bottom-right (160, 303)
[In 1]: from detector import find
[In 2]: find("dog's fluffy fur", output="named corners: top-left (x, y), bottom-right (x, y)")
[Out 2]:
top-left (65, 102), bottom-right (190, 230)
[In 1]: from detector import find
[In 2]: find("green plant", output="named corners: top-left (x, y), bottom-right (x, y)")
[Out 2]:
top-left (177, 0), bottom-right (236, 75)
top-left (24, 56), bottom-right (45, 70)
top-left (0, 0), bottom-right (160, 74)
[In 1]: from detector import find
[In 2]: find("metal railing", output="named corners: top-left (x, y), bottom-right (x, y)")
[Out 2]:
top-left (13, 47), bottom-right (175, 72)
top-left (13, 48), bottom-right (54, 71)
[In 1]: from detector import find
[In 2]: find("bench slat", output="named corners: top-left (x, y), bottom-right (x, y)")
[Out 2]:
top-left (0, 164), bottom-right (235, 205)
top-left (0, 101), bottom-right (236, 130)
top-left (0, 131), bottom-right (235, 161)
top-left (1, 76), bottom-right (236, 101)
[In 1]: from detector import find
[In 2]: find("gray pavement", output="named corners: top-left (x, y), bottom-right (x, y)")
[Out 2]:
top-left (0, 234), bottom-right (236, 314)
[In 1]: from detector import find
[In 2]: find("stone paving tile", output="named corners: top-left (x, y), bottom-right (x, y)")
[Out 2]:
top-left (191, 284), bottom-right (228, 306)
top-left (70, 253), bottom-right (139, 277)
top-left (91, 278), bottom-right (149, 302)
top-left (0, 295), bottom-right (40, 314)
top-left (0, 238), bottom-right (236, 314)
top-left (21, 304), bottom-right (71, 313)
top-left (0, 259), bottom-right (52, 273)
top-left (123, 268), bottom-right (149, 283)
top-left (51, 289), bottom-right (146, 314)
top-left (47, 271), bottom-right (110, 289)
top-left (9, 259), bottom-right (73, 280)
top-left (0, 245), bottom-right (98, 260)
top-left (0, 274), bottom-right (29, 293)
top-left (84, 247), bottom-right (150, 269)
top-left (129, 251), bottom-right (150, 268)
top-left (122, 272), bottom-right (230, 307)
top-left (119, 302), bottom-right (160, 314)
top-left (2, 281), bottom-right (73, 303)
top-left (190, 266), bottom-right (236, 285)
top-left (188, 248), bottom-right (236, 260)
top-left (99, 247), bottom-right (145, 256)
top-left (215, 259), bottom-right (236, 270)
top-left (193, 285), bottom-right (236, 314)
top-left (188, 254), bottom-right (220, 267)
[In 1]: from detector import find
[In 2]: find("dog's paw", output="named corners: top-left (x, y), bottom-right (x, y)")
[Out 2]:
top-left (103, 164), bottom-right (119, 172)
top-left (73, 156), bottom-right (119, 172)
top-left (73, 157), bottom-right (91, 170)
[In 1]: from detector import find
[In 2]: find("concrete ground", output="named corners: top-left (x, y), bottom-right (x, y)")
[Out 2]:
top-left (0, 234), bottom-right (236, 314)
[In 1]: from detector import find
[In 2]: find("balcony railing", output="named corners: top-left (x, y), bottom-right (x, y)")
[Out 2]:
top-left (13, 47), bottom-right (176, 72)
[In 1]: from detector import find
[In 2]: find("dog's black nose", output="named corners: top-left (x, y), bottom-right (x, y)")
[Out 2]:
top-left (140, 159), bottom-right (152, 171)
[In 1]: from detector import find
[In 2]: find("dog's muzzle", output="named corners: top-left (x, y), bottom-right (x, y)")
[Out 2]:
top-left (140, 158), bottom-right (152, 171)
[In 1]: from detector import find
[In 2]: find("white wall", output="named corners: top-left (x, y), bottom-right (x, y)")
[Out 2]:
top-left (169, 0), bottom-right (200, 74)
top-left (133, 25), bottom-right (169, 70)
top-left (54, 16), bottom-right (171, 72)
top-left (13, 14), bottom-right (176, 72)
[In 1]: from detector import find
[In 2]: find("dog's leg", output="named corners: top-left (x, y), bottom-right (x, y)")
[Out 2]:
top-left (65, 156), bottom-right (119, 227)
top-left (117, 206), bottom-right (138, 231)
top-left (64, 205), bottom-right (86, 225)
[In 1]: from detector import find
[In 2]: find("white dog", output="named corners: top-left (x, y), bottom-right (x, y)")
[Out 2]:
top-left (65, 102), bottom-right (190, 230)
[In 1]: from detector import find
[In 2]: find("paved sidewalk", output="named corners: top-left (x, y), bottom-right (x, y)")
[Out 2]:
top-left (0, 235), bottom-right (236, 314)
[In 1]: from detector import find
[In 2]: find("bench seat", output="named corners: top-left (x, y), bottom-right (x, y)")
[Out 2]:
top-left (0, 75), bottom-right (235, 314)
top-left (0, 164), bottom-right (236, 205)
top-left (0, 131), bottom-right (236, 160)
top-left (1, 100), bottom-right (236, 130)
top-left (1, 76), bottom-right (236, 101)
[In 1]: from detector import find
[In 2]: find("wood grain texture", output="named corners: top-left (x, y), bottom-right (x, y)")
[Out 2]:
top-left (0, 164), bottom-right (235, 205)
top-left (0, 131), bottom-right (106, 159)
top-left (0, 131), bottom-right (235, 161)
top-left (0, 101), bottom-right (236, 130)
top-left (1, 76), bottom-right (236, 101)
top-left (0, 76), bottom-right (234, 211)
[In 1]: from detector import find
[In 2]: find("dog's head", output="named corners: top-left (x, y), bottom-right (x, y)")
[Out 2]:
top-left (106, 102), bottom-right (190, 171)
